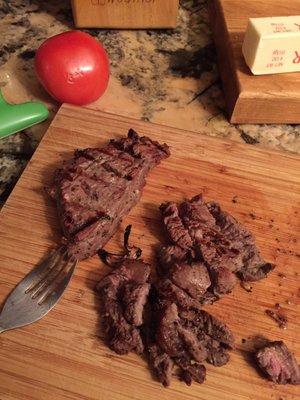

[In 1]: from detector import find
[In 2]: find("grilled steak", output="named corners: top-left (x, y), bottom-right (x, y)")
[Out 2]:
top-left (49, 129), bottom-right (169, 260)
top-left (97, 227), bottom-right (234, 387)
top-left (158, 194), bottom-right (273, 305)
top-left (96, 258), bottom-right (151, 355)
top-left (147, 298), bottom-right (234, 386)
top-left (255, 341), bottom-right (300, 385)
top-left (206, 201), bottom-right (274, 281)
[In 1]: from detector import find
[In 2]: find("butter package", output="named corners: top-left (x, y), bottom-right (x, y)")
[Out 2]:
top-left (242, 16), bottom-right (300, 75)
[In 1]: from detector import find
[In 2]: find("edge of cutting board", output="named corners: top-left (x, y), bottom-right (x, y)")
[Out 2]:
top-left (209, 0), bottom-right (300, 124)
top-left (52, 104), bottom-right (300, 160)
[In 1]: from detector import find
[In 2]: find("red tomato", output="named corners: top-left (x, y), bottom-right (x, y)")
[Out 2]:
top-left (35, 31), bottom-right (109, 105)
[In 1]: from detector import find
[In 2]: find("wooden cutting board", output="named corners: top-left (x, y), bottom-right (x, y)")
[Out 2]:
top-left (0, 105), bottom-right (299, 400)
top-left (209, 0), bottom-right (300, 124)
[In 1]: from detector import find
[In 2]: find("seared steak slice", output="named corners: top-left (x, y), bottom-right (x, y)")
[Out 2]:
top-left (157, 245), bottom-right (187, 272)
top-left (156, 279), bottom-right (203, 310)
top-left (179, 196), bottom-right (244, 273)
top-left (179, 194), bottom-right (216, 239)
top-left (179, 309), bottom-right (233, 368)
top-left (168, 262), bottom-right (211, 299)
top-left (179, 361), bottom-right (206, 386)
top-left (177, 325), bottom-right (208, 362)
top-left (151, 302), bottom-right (233, 386)
top-left (209, 266), bottom-right (237, 296)
top-left (207, 201), bottom-right (274, 281)
top-left (156, 302), bottom-right (184, 357)
top-left (179, 309), bottom-right (235, 349)
top-left (156, 302), bottom-right (207, 386)
top-left (97, 258), bottom-right (151, 355)
top-left (204, 337), bottom-right (231, 366)
top-left (122, 282), bottom-right (151, 326)
top-left (160, 202), bottom-right (193, 250)
top-left (197, 233), bottom-right (244, 274)
top-left (156, 303), bottom-right (207, 363)
top-left (148, 343), bottom-right (174, 387)
top-left (49, 129), bottom-right (169, 260)
top-left (97, 259), bottom-right (151, 290)
top-left (255, 341), bottom-right (300, 385)
top-left (101, 297), bottom-right (144, 355)
top-left (238, 258), bottom-right (274, 281)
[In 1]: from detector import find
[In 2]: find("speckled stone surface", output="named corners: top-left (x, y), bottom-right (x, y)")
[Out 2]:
top-left (0, 0), bottom-right (299, 206)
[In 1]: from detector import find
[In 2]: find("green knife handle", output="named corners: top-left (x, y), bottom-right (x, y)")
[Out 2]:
top-left (0, 89), bottom-right (49, 139)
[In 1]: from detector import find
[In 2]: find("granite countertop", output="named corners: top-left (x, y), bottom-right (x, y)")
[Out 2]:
top-left (0, 0), bottom-right (299, 206)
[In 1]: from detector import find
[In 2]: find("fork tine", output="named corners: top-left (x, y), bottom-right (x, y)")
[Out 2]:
top-left (24, 247), bottom-right (66, 293)
top-left (30, 256), bottom-right (70, 299)
top-left (37, 259), bottom-right (77, 306)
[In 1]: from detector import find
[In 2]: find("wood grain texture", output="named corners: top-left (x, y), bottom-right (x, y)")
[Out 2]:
top-left (71, 0), bottom-right (179, 29)
top-left (209, 0), bottom-right (300, 123)
top-left (0, 104), bottom-right (299, 400)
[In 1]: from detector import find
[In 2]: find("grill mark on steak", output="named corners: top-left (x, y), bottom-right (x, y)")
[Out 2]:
top-left (156, 279), bottom-right (203, 310)
top-left (102, 163), bottom-right (124, 178)
top-left (255, 341), bottom-right (300, 385)
top-left (160, 202), bottom-right (193, 250)
top-left (111, 129), bottom-right (170, 164)
top-left (179, 309), bottom-right (235, 349)
top-left (49, 130), bottom-right (169, 260)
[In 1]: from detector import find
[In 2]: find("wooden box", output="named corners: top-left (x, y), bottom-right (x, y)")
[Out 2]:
top-left (71, 0), bottom-right (179, 29)
top-left (209, 0), bottom-right (300, 124)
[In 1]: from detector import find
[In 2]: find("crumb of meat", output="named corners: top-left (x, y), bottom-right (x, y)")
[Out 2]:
top-left (241, 282), bottom-right (253, 293)
top-left (265, 309), bottom-right (287, 330)
top-left (278, 273), bottom-right (286, 278)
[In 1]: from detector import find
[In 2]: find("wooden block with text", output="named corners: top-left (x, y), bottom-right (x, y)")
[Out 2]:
top-left (71, 0), bottom-right (179, 29)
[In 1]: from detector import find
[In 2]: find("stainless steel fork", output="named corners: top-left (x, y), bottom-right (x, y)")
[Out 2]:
top-left (0, 247), bottom-right (77, 333)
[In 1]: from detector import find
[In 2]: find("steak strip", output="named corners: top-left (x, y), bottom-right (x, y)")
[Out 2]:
top-left (96, 257), bottom-right (151, 355)
top-left (255, 341), bottom-right (300, 385)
